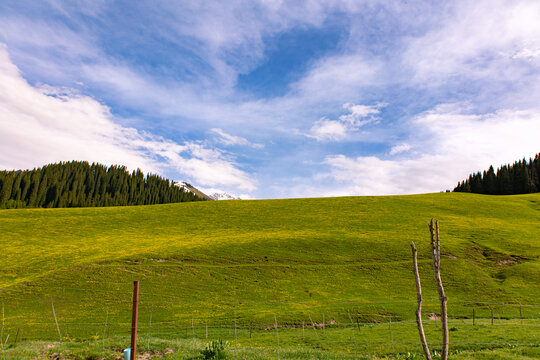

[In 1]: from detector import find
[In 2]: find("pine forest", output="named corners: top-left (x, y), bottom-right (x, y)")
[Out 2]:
top-left (453, 153), bottom-right (540, 195)
top-left (0, 161), bottom-right (203, 209)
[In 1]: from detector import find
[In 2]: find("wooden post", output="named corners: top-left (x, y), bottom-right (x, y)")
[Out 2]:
top-left (131, 281), bottom-right (140, 360)
top-left (192, 313), bottom-right (196, 352)
top-left (147, 310), bottom-right (152, 350)
top-left (249, 322), bottom-right (252, 339)
top-left (411, 242), bottom-right (432, 360)
top-left (389, 317), bottom-right (394, 352)
top-left (472, 308), bottom-right (475, 326)
top-left (103, 307), bottom-right (109, 358)
top-left (234, 311), bottom-right (238, 360)
top-left (302, 321), bottom-right (304, 339)
top-left (51, 299), bottom-right (62, 342)
top-left (308, 313), bottom-right (319, 340)
top-left (520, 305), bottom-right (523, 325)
top-left (274, 314), bottom-right (280, 360)
top-left (322, 314), bottom-right (325, 335)
top-left (430, 219), bottom-right (449, 360)
top-left (347, 310), bottom-right (358, 356)
top-left (491, 308), bottom-right (494, 325)
top-left (1, 302), bottom-right (5, 360)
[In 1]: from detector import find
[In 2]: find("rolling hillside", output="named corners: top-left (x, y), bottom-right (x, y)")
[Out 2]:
top-left (0, 192), bottom-right (539, 351)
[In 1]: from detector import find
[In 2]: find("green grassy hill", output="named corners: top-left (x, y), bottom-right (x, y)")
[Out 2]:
top-left (0, 192), bottom-right (539, 358)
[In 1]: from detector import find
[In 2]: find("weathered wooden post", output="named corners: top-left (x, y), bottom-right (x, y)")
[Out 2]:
top-left (274, 314), bottom-right (280, 360)
top-left (429, 219), bottom-right (449, 360)
top-left (51, 299), bottom-right (62, 342)
top-left (411, 241), bottom-right (432, 360)
top-left (411, 219), bottom-right (449, 360)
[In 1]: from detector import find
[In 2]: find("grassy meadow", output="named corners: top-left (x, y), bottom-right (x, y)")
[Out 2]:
top-left (0, 192), bottom-right (539, 358)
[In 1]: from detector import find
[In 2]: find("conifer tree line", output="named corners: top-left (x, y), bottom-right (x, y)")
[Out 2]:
top-left (454, 153), bottom-right (540, 195)
top-left (0, 161), bottom-right (204, 209)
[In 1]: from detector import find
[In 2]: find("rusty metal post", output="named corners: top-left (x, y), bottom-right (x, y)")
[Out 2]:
top-left (131, 281), bottom-right (140, 360)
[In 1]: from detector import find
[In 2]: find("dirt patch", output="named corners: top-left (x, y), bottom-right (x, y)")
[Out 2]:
top-left (442, 253), bottom-right (457, 259)
top-left (429, 312), bottom-right (441, 321)
top-left (497, 258), bottom-right (518, 266)
top-left (138, 350), bottom-right (168, 360)
top-left (125, 259), bottom-right (143, 264)
top-left (40, 345), bottom-right (175, 360)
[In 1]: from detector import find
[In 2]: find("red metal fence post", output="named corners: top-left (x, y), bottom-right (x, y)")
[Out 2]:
top-left (131, 281), bottom-right (140, 360)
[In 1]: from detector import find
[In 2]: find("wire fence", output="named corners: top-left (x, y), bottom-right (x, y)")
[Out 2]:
top-left (0, 296), bottom-right (538, 358)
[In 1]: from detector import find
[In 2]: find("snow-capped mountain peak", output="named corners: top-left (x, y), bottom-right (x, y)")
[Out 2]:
top-left (209, 191), bottom-right (240, 200)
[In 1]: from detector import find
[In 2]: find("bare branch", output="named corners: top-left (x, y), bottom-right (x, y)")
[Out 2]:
top-left (430, 221), bottom-right (449, 360)
top-left (411, 241), bottom-right (432, 360)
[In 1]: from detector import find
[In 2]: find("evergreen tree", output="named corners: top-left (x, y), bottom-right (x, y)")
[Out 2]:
top-left (497, 166), bottom-right (513, 195)
top-left (483, 166), bottom-right (496, 195)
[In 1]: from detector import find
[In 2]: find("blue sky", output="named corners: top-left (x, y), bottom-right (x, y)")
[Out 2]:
top-left (1, 1), bottom-right (540, 198)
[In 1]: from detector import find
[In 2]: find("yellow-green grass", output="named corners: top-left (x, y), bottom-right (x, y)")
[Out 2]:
top-left (3, 320), bottom-right (540, 359)
top-left (0, 192), bottom-right (539, 355)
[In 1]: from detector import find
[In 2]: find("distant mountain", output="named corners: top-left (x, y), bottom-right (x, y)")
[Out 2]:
top-left (176, 182), bottom-right (241, 200)
top-left (209, 190), bottom-right (241, 200)
top-left (174, 181), bottom-right (215, 201)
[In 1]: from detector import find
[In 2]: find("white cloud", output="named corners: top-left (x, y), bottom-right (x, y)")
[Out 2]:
top-left (307, 103), bottom-right (384, 142)
top-left (0, 44), bottom-right (255, 192)
top-left (292, 54), bottom-right (382, 101)
top-left (210, 128), bottom-right (263, 148)
top-left (307, 119), bottom-right (348, 141)
top-left (0, 3), bottom-right (384, 136)
top-left (405, 0), bottom-right (540, 83)
top-left (3, 1), bottom-right (540, 200)
top-left (340, 103), bottom-right (382, 124)
top-left (389, 143), bottom-right (412, 155)
top-left (315, 103), bottom-right (540, 196)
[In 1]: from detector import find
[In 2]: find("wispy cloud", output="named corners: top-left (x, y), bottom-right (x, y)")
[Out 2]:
top-left (210, 128), bottom-right (263, 149)
top-left (389, 143), bottom-right (412, 155)
top-left (307, 119), bottom-right (348, 142)
top-left (404, 0), bottom-right (540, 85)
top-left (0, 44), bottom-right (255, 192)
top-left (292, 54), bottom-right (382, 101)
top-left (1, 1), bottom-right (540, 198)
top-left (307, 103), bottom-right (385, 141)
top-left (314, 103), bottom-right (540, 196)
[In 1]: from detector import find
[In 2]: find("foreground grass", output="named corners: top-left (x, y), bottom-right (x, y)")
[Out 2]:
top-left (3, 319), bottom-right (540, 359)
top-left (0, 193), bottom-right (539, 357)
